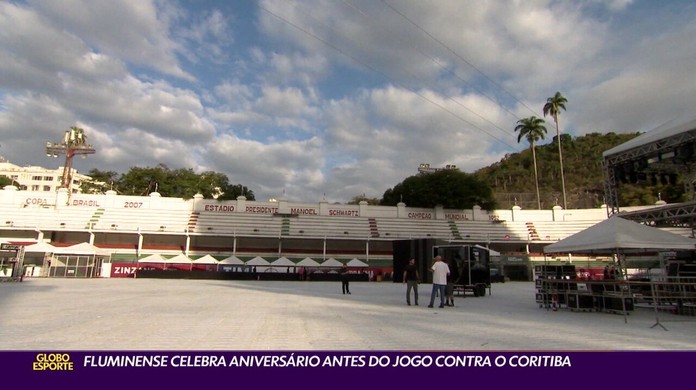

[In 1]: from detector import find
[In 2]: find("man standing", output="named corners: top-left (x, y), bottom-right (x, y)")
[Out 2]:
top-left (403, 258), bottom-right (420, 306)
top-left (428, 255), bottom-right (450, 308)
top-left (340, 264), bottom-right (351, 294)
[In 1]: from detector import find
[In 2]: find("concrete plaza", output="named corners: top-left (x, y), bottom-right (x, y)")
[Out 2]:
top-left (1, 278), bottom-right (694, 350)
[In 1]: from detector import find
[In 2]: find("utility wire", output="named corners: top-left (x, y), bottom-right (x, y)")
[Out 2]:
top-left (342, 0), bottom-right (523, 124)
top-left (380, 0), bottom-right (541, 117)
top-left (259, 3), bottom-right (519, 149)
top-left (340, 0), bottom-right (520, 139)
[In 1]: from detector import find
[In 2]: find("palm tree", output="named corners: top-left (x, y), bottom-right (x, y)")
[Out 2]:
top-left (543, 91), bottom-right (568, 209)
top-left (515, 116), bottom-right (547, 209)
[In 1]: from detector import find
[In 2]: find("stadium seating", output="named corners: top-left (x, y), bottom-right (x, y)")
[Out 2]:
top-left (193, 213), bottom-right (283, 236)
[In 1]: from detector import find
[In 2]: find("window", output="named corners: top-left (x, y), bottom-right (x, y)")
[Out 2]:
top-left (43, 186), bottom-right (51, 191)
top-left (32, 176), bottom-right (42, 181)
top-left (31, 185), bottom-right (40, 191)
top-left (44, 176), bottom-right (54, 181)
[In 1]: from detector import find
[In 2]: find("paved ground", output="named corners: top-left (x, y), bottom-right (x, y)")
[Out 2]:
top-left (1, 278), bottom-right (694, 351)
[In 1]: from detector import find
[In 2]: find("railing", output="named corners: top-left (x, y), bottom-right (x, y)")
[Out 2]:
top-left (535, 277), bottom-right (696, 328)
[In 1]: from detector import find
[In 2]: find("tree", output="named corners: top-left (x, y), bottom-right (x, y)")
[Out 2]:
top-left (119, 164), bottom-right (171, 196)
top-left (80, 169), bottom-right (119, 194)
top-left (381, 169), bottom-right (497, 210)
top-left (0, 175), bottom-right (14, 188)
top-left (543, 91), bottom-right (568, 208)
top-left (515, 116), bottom-right (547, 209)
top-left (347, 194), bottom-right (380, 205)
top-left (77, 164), bottom-right (256, 200)
top-left (217, 183), bottom-right (255, 201)
top-left (473, 132), bottom-right (646, 209)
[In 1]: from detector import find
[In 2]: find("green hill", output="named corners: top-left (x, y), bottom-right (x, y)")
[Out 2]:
top-left (473, 132), bottom-right (687, 209)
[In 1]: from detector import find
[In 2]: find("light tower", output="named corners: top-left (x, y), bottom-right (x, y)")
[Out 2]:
top-left (46, 126), bottom-right (95, 192)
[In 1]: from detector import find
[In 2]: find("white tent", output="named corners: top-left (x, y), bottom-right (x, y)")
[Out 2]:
top-left (167, 254), bottom-right (192, 264)
top-left (192, 255), bottom-right (219, 265)
top-left (246, 256), bottom-right (270, 272)
top-left (137, 254), bottom-right (169, 263)
top-left (216, 255), bottom-right (244, 272)
top-left (219, 255), bottom-right (244, 265)
top-left (53, 242), bottom-right (112, 256)
top-left (137, 253), bottom-right (191, 269)
top-left (543, 216), bottom-right (696, 254)
top-left (319, 258), bottom-right (343, 267)
top-left (271, 257), bottom-right (296, 266)
top-left (23, 242), bottom-right (56, 253)
top-left (246, 256), bottom-right (270, 265)
top-left (190, 254), bottom-right (218, 270)
top-left (347, 258), bottom-right (368, 267)
top-left (297, 257), bottom-right (320, 267)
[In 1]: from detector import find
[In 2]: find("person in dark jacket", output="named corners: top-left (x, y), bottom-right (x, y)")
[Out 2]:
top-left (340, 264), bottom-right (351, 294)
top-left (403, 258), bottom-right (420, 305)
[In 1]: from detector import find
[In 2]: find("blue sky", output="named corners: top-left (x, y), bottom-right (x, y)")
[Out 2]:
top-left (1, 0), bottom-right (696, 203)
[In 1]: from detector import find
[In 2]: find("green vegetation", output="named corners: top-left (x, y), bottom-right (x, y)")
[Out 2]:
top-left (0, 176), bottom-right (13, 188)
top-left (543, 91), bottom-right (569, 208)
top-left (514, 116), bottom-right (548, 209)
top-left (473, 131), bottom-right (688, 209)
top-left (80, 164), bottom-right (255, 200)
top-left (381, 169), bottom-right (497, 210)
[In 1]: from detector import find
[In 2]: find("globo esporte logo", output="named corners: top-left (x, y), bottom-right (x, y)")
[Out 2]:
top-left (32, 353), bottom-right (74, 371)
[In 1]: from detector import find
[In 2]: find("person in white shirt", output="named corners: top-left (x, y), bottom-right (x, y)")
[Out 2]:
top-left (428, 255), bottom-right (450, 308)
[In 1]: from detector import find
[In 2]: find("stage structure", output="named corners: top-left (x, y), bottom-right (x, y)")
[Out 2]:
top-left (603, 117), bottom-right (696, 229)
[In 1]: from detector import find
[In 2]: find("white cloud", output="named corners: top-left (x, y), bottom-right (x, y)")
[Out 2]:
top-left (2, 0), bottom-right (696, 204)
top-left (28, 0), bottom-right (192, 80)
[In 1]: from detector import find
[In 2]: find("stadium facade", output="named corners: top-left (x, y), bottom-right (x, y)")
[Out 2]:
top-left (3, 183), bottom-right (673, 281)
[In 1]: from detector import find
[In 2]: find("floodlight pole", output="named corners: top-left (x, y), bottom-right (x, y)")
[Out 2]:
top-left (46, 126), bottom-right (95, 193)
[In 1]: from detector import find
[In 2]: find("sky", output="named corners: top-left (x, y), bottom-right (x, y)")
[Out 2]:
top-left (1, 0), bottom-right (696, 203)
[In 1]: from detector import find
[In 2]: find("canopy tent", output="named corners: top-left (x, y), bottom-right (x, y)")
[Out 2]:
top-left (165, 254), bottom-right (192, 271)
top-left (246, 256), bottom-right (270, 272)
top-left (167, 254), bottom-right (192, 264)
top-left (297, 257), bottom-right (320, 267)
top-left (218, 255), bottom-right (244, 265)
top-left (543, 216), bottom-right (696, 254)
top-left (270, 257), bottom-right (296, 266)
top-left (216, 255), bottom-right (244, 271)
top-left (319, 258), bottom-right (343, 267)
top-left (246, 256), bottom-right (270, 265)
top-left (137, 254), bottom-right (169, 263)
top-left (191, 255), bottom-right (219, 265)
top-left (137, 253), bottom-right (190, 270)
top-left (23, 242), bottom-right (57, 253)
top-left (53, 242), bottom-right (112, 256)
top-left (190, 254), bottom-right (219, 271)
top-left (347, 258), bottom-right (368, 267)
